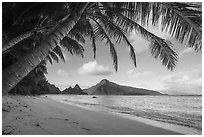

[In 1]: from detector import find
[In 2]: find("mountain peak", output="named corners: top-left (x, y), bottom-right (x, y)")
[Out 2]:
top-left (74, 84), bottom-right (81, 90)
top-left (63, 84), bottom-right (87, 95)
top-left (84, 79), bottom-right (162, 95)
top-left (66, 86), bottom-right (72, 90)
top-left (100, 79), bottom-right (109, 84)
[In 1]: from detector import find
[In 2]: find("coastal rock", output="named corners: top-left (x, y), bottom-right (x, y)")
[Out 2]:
top-left (84, 79), bottom-right (162, 95)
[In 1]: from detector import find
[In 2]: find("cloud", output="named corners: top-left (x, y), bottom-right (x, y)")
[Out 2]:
top-left (126, 64), bottom-right (202, 95)
top-left (160, 64), bottom-right (202, 95)
top-left (57, 69), bottom-right (69, 76)
top-left (126, 70), bottom-right (165, 90)
top-left (127, 69), bottom-right (154, 78)
top-left (127, 69), bottom-right (134, 75)
top-left (77, 61), bottom-right (112, 76)
top-left (179, 47), bottom-right (194, 57)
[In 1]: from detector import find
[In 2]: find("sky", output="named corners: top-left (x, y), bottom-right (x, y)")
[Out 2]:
top-left (45, 26), bottom-right (202, 95)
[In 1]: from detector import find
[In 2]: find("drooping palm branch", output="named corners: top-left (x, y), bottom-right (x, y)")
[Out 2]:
top-left (86, 4), bottom-right (178, 70)
top-left (132, 2), bottom-right (202, 51)
top-left (60, 36), bottom-right (84, 57)
top-left (90, 11), bottom-right (137, 67)
top-left (90, 17), bottom-right (118, 71)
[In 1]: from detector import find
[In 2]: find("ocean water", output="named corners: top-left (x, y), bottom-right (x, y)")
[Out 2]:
top-left (51, 95), bottom-right (202, 133)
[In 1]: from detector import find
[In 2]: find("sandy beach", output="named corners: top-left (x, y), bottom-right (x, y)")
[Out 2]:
top-left (2, 95), bottom-right (199, 135)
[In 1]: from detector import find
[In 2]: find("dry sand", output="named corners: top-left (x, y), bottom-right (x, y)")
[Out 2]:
top-left (2, 95), bottom-right (199, 135)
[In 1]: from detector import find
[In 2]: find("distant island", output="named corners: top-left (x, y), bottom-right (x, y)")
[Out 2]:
top-left (84, 79), bottom-right (163, 95)
top-left (8, 78), bottom-right (163, 96)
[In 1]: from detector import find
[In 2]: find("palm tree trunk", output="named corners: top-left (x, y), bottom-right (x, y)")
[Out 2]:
top-left (2, 3), bottom-right (89, 95)
top-left (3, 31), bottom-right (34, 52)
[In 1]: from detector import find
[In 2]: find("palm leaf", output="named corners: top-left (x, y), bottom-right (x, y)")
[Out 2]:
top-left (109, 42), bottom-right (118, 71)
top-left (149, 39), bottom-right (178, 70)
top-left (91, 11), bottom-right (137, 67)
top-left (160, 3), bottom-right (201, 51)
top-left (46, 54), bottom-right (53, 65)
top-left (68, 17), bottom-right (97, 58)
top-left (132, 2), bottom-right (202, 51)
top-left (60, 36), bottom-right (84, 57)
top-left (49, 51), bottom-right (59, 63)
top-left (86, 21), bottom-right (97, 59)
top-left (68, 31), bottom-right (85, 43)
top-left (103, 7), bottom-right (178, 70)
top-left (90, 17), bottom-right (118, 71)
top-left (53, 45), bottom-right (65, 62)
top-left (68, 22), bottom-right (86, 43)
top-left (101, 2), bottom-right (202, 51)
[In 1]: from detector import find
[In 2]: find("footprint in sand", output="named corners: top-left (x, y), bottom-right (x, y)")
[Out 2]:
top-left (2, 107), bottom-right (10, 112)
top-left (15, 116), bottom-right (23, 120)
top-left (82, 127), bottom-right (91, 131)
top-left (2, 126), bottom-right (16, 135)
top-left (70, 121), bottom-right (91, 132)
top-left (72, 121), bottom-right (79, 124)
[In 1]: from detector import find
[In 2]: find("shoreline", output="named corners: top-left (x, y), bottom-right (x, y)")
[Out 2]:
top-left (50, 95), bottom-right (201, 135)
top-left (2, 95), bottom-right (200, 135)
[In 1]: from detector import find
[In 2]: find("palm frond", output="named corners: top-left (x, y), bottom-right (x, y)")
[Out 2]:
top-left (91, 11), bottom-right (137, 67)
top-left (60, 36), bottom-right (84, 57)
top-left (46, 54), bottom-right (53, 65)
top-left (100, 2), bottom-right (151, 24)
top-left (68, 17), bottom-right (98, 58)
top-left (103, 7), bottom-right (178, 70)
top-left (68, 17), bottom-right (93, 43)
top-left (160, 3), bottom-right (201, 51)
top-left (49, 51), bottom-right (59, 63)
top-left (149, 38), bottom-right (178, 70)
top-left (133, 2), bottom-right (202, 51)
top-left (86, 21), bottom-right (97, 59)
top-left (69, 31), bottom-right (85, 43)
top-left (101, 2), bottom-right (202, 51)
top-left (90, 17), bottom-right (118, 71)
top-left (53, 45), bottom-right (65, 62)
top-left (109, 42), bottom-right (118, 71)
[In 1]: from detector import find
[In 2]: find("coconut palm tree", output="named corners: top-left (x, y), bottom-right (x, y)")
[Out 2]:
top-left (2, 2), bottom-right (202, 95)
top-left (2, 3), bottom-right (85, 94)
